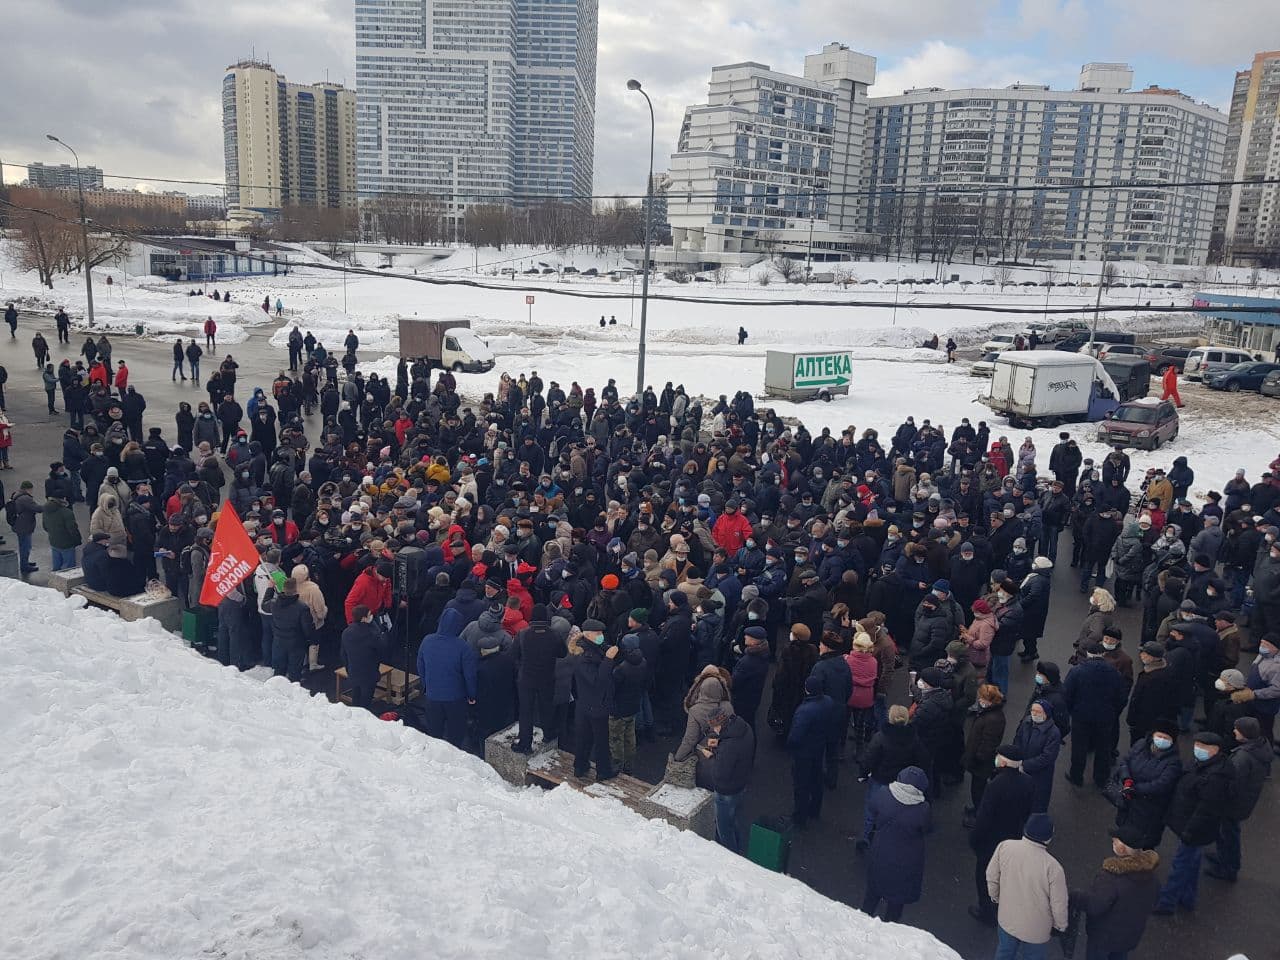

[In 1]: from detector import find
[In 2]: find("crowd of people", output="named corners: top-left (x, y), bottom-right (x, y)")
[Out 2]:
top-left (0, 313), bottom-right (1276, 960)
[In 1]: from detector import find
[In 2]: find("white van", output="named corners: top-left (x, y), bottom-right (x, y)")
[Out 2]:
top-left (1184, 346), bottom-right (1254, 381)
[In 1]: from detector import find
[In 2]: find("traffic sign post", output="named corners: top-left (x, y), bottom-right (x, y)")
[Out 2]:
top-left (525, 294), bottom-right (535, 325)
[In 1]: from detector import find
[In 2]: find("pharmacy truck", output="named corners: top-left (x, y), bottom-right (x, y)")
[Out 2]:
top-left (981, 351), bottom-right (1122, 427)
top-left (396, 318), bottom-right (495, 373)
top-left (764, 350), bottom-right (853, 401)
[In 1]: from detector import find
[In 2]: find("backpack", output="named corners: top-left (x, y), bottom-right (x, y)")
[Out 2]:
top-left (180, 545), bottom-right (195, 578)
top-left (4, 495), bottom-right (18, 530)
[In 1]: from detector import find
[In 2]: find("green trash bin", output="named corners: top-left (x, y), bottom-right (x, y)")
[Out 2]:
top-left (747, 816), bottom-right (793, 874)
top-left (182, 607), bottom-right (217, 653)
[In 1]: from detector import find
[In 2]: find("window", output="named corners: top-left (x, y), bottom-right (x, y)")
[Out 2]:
top-left (445, 337), bottom-right (459, 352)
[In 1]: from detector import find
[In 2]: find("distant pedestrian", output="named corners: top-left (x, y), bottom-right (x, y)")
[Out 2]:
top-left (203, 317), bottom-right (217, 352)
top-left (275, 297), bottom-right (283, 317)
top-left (946, 337), bottom-right (957, 362)
top-left (172, 338), bottom-right (187, 382)
top-left (32, 332), bottom-right (50, 369)
top-left (54, 306), bottom-right (70, 344)
top-left (1153, 731), bottom-right (1233, 915)
top-left (738, 325), bottom-right (748, 345)
top-left (5, 302), bottom-right (17, 339)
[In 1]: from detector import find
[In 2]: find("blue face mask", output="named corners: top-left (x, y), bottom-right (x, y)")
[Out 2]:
top-left (1193, 746), bottom-right (1212, 762)
top-left (1034, 675), bottom-right (1046, 686)
top-left (1151, 736), bottom-right (1173, 751)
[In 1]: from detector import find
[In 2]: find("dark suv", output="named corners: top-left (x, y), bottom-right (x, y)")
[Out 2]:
top-left (1146, 347), bottom-right (1191, 374)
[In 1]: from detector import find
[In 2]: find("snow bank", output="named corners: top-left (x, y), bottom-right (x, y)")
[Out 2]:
top-left (0, 579), bottom-right (959, 960)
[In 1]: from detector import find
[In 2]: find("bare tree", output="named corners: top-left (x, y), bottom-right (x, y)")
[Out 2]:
top-left (832, 265), bottom-right (856, 287)
top-left (771, 256), bottom-right (801, 283)
top-left (9, 188), bottom-right (84, 288)
top-left (1101, 262), bottom-right (1118, 289)
top-left (712, 265), bottom-right (731, 285)
top-left (994, 265), bottom-right (1013, 290)
top-left (464, 205), bottom-right (515, 250)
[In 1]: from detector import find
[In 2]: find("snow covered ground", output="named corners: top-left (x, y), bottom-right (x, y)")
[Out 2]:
top-left (0, 578), bottom-right (960, 960)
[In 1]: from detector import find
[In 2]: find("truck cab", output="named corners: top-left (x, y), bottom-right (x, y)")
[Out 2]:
top-left (441, 328), bottom-right (495, 373)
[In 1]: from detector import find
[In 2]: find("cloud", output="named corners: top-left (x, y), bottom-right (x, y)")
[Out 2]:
top-left (2, 0), bottom-right (1273, 203)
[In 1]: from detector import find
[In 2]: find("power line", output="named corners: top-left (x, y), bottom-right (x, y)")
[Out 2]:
top-left (4, 157), bottom-right (1280, 204)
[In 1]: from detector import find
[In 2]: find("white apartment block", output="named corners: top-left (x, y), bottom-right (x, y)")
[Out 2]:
top-left (354, 0), bottom-right (596, 225)
top-left (1213, 51), bottom-right (1280, 266)
top-left (665, 43), bottom-right (877, 265)
top-left (864, 64), bottom-right (1228, 265)
top-left (222, 61), bottom-right (357, 216)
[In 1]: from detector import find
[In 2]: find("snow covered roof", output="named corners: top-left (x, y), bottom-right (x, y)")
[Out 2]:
top-left (2, 580), bottom-right (960, 960)
top-left (995, 351), bottom-right (1098, 367)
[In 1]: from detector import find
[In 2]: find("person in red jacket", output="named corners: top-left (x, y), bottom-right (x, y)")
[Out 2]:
top-left (1160, 364), bottom-right (1183, 408)
top-left (711, 497), bottom-right (752, 555)
top-left (344, 559), bottom-right (393, 624)
top-left (203, 317), bottom-right (217, 351)
top-left (267, 508), bottom-right (299, 545)
top-left (88, 360), bottom-right (109, 387)
top-left (114, 360), bottom-right (129, 393)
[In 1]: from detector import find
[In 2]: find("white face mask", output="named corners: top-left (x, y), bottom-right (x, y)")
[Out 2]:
top-left (1030, 713), bottom-right (1047, 725)
top-left (917, 680), bottom-right (928, 692)
top-left (997, 591), bottom-right (1010, 603)
top-left (1214, 679), bottom-right (1228, 692)
top-left (1103, 641), bottom-right (1118, 651)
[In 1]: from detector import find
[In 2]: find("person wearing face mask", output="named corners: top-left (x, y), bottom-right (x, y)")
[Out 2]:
top-left (1206, 717), bottom-right (1273, 883)
top-left (1109, 520), bottom-right (1147, 608)
top-left (1250, 540), bottom-right (1280, 638)
top-left (1229, 631), bottom-right (1280, 744)
top-left (1012, 699), bottom-right (1062, 813)
top-left (1113, 720), bottom-right (1182, 851)
top-left (1153, 732), bottom-right (1234, 915)
top-left (1063, 643), bottom-right (1130, 789)
top-left (1070, 823), bottom-right (1161, 960)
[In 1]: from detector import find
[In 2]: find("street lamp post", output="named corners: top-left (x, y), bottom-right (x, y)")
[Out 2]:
top-left (628, 79), bottom-right (655, 396)
top-left (46, 134), bottom-right (95, 328)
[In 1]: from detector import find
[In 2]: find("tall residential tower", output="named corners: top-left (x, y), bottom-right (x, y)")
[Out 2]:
top-left (354, 0), bottom-right (598, 226)
top-left (221, 60), bottom-right (357, 217)
top-left (1213, 51), bottom-right (1280, 265)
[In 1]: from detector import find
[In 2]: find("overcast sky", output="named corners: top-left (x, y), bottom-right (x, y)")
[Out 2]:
top-left (1, 0), bottom-right (1277, 201)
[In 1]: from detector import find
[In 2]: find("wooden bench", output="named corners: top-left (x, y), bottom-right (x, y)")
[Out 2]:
top-left (334, 663), bottom-right (420, 705)
top-left (47, 567), bottom-right (87, 597)
top-left (72, 586), bottom-right (184, 633)
top-left (523, 745), bottom-right (716, 839)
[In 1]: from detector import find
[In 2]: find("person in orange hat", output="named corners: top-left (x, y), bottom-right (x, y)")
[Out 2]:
top-left (586, 572), bottom-right (629, 641)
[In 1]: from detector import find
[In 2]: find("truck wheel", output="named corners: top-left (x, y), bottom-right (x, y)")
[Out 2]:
top-left (452, 362), bottom-right (464, 373)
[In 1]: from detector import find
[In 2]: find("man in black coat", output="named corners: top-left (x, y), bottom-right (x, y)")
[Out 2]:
top-left (1153, 732), bottom-right (1235, 914)
top-left (698, 710), bottom-right (755, 853)
top-left (1071, 824), bottom-right (1160, 957)
top-left (1207, 717), bottom-right (1273, 882)
top-left (269, 579), bottom-right (316, 682)
top-left (1126, 643), bottom-right (1184, 746)
top-left (808, 630), bottom-right (854, 788)
top-left (341, 603), bottom-right (389, 710)
top-left (656, 592), bottom-right (693, 734)
top-left (512, 604), bottom-right (566, 752)
top-left (472, 634), bottom-right (517, 756)
top-left (968, 744), bottom-right (1034, 925)
top-left (730, 627), bottom-right (770, 731)
top-left (572, 622), bottom-right (616, 781)
top-left (1063, 644), bottom-right (1130, 788)
top-left (608, 634), bottom-right (648, 773)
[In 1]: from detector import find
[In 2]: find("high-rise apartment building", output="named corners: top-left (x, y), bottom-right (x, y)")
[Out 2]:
top-left (1213, 51), bottom-right (1280, 265)
top-left (354, 0), bottom-right (597, 226)
top-left (665, 43), bottom-right (877, 263)
top-left (222, 60), bottom-right (357, 216)
top-left (864, 64), bottom-right (1228, 265)
top-left (27, 162), bottom-right (104, 191)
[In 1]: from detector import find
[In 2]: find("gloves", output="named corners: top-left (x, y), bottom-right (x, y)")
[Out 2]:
top-left (1231, 688), bottom-right (1256, 704)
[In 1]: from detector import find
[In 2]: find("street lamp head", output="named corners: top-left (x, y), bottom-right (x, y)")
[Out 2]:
top-left (46, 134), bottom-right (59, 142)
top-left (626, 79), bottom-right (642, 91)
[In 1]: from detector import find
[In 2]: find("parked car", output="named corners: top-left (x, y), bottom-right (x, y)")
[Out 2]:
top-left (1022, 321), bottom-right (1087, 343)
top-left (1260, 370), bottom-right (1280, 398)
top-left (1146, 346), bottom-right (1191, 374)
top-left (1206, 361), bottom-right (1280, 392)
top-left (1096, 398), bottom-right (1180, 450)
top-left (981, 333), bottom-right (1019, 353)
top-left (1094, 343), bottom-right (1149, 360)
top-left (1057, 331), bottom-right (1135, 353)
top-left (1100, 357), bottom-right (1154, 401)
top-left (1184, 346), bottom-right (1256, 381)
top-left (971, 351), bottom-right (999, 377)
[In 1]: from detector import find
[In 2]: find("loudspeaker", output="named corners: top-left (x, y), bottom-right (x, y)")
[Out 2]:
top-left (392, 546), bottom-right (423, 602)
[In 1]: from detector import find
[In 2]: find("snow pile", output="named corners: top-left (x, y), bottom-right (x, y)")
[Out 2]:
top-left (0, 579), bottom-right (960, 960)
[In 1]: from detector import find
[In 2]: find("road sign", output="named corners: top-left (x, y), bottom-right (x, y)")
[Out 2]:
top-left (791, 352), bottom-right (852, 388)
top-left (763, 350), bottom-right (853, 399)
top-left (525, 295), bottom-right (535, 305)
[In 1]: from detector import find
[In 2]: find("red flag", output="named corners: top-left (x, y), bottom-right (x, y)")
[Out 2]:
top-left (199, 502), bottom-right (259, 606)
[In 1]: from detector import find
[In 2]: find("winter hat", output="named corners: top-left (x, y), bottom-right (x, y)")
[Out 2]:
top-left (479, 634), bottom-right (503, 654)
top-left (620, 633), bottom-right (641, 652)
top-left (1218, 669), bottom-right (1246, 689)
top-left (1110, 822), bottom-right (1150, 851)
top-left (744, 626), bottom-right (768, 643)
top-left (740, 585), bottom-right (759, 602)
top-left (919, 667), bottom-right (945, 688)
top-left (531, 603), bottom-right (550, 622)
top-left (621, 551), bottom-right (639, 568)
top-left (1140, 642), bottom-right (1166, 658)
top-left (931, 579), bottom-right (950, 594)
top-left (946, 640), bottom-right (968, 659)
top-left (581, 619), bottom-right (607, 635)
top-left (804, 675), bottom-right (824, 695)
top-left (1035, 661), bottom-right (1061, 685)
top-left (896, 766), bottom-right (930, 794)
top-left (1235, 717), bottom-right (1261, 739)
top-left (961, 541), bottom-right (975, 554)
top-left (1032, 556), bottom-right (1053, 571)
top-left (1023, 813), bottom-right (1054, 844)
top-left (971, 598), bottom-right (991, 615)
top-left (628, 607), bottom-right (649, 623)
top-left (668, 591), bottom-right (688, 608)
top-left (996, 743), bottom-right (1025, 762)
top-left (1193, 732), bottom-right (1224, 748)
top-left (600, 573), bottom-right (620, 590)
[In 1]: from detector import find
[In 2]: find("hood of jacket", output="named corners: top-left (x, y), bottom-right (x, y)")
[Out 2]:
top-left (1102, 850), bottom-right (1160, 875)
top-left (434, 608), bottom-right (465, 637)
top-left (476, 608), bottom-right (504, 633)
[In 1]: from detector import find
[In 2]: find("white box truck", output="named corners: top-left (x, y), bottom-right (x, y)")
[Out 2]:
top-left (982, 352), bottom-right (1121, 427)
top-left (397, 318), bottom-right (495, 373)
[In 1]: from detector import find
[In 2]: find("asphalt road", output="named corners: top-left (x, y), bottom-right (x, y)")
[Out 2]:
top-left (1, 317), bottom-right (1273, 960)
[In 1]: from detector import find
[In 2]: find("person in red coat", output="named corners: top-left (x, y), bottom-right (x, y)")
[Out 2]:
top-left (114, 360), bottom-right (129, 393)
top-left (1160, 365), bottom-right (1183, 408)
top-left (267, 508), bottom-right (299, 545)
top-left (88, 360), bottom-right (109, 387)
top-left (344, 560), bottom-right (393, 624)
top-left (712, 498), bottom-right (753, 555)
